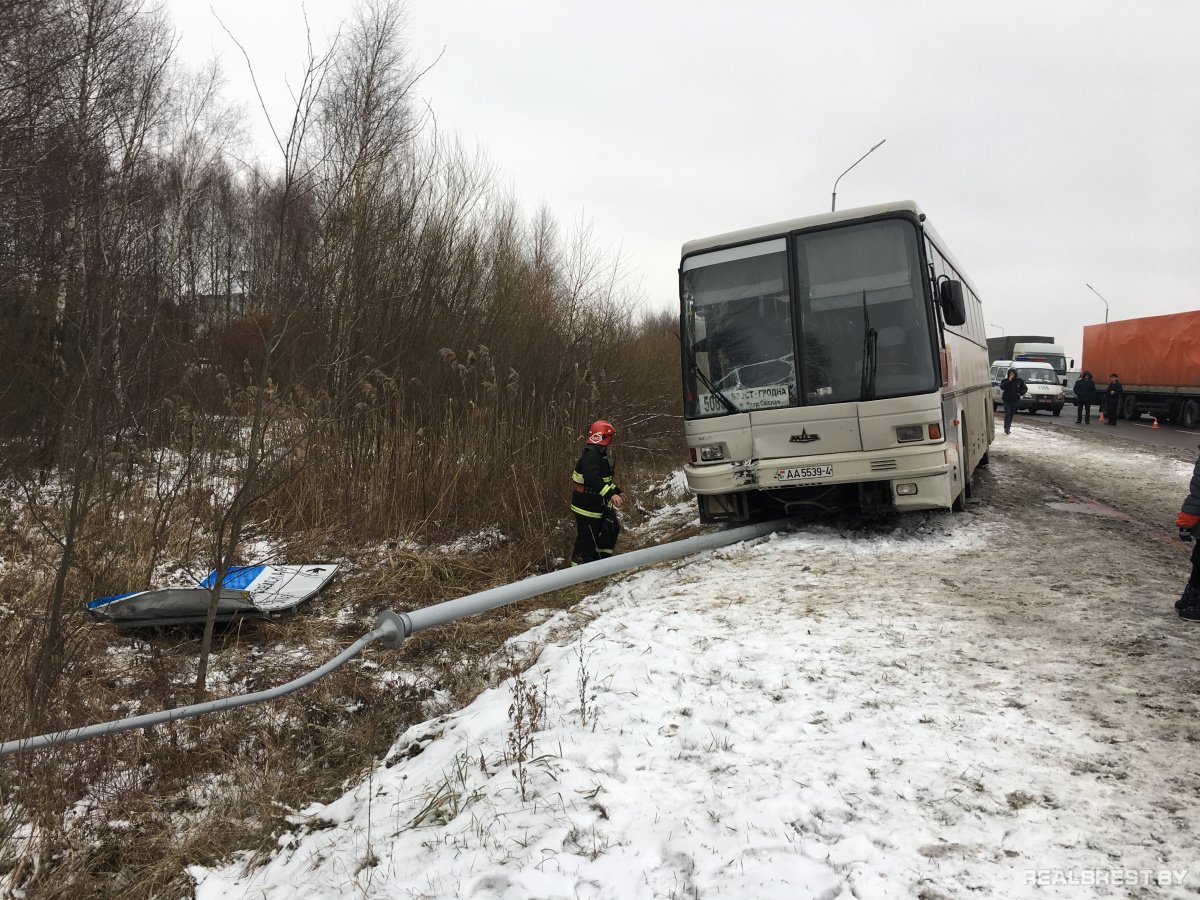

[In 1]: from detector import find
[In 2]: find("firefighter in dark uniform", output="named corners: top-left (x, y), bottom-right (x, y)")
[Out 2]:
top-left (570, 420), bottom-right (624, 565)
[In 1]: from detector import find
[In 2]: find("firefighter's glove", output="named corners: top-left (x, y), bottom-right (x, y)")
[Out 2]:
top-left (1176, 512), bottom-right (1200, 541)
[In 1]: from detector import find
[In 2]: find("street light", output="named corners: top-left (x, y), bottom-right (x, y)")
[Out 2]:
top-left (989, 323), bottom-right (1005, 335)
top-left (831, 139), bottom-right (886, 212)
top-left (1085, 284), bottom-right (1110, 323)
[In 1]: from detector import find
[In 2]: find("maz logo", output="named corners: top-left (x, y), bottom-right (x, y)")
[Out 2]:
top-left (790, 430), bottom-right (820, 443)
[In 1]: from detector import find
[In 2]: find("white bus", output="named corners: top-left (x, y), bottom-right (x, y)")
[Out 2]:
top-left (680, 200), bottom-right (993, 523)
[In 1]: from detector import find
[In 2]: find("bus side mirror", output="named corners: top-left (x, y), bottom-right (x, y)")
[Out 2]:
top-left (939, 279), bottom-right (967, 326)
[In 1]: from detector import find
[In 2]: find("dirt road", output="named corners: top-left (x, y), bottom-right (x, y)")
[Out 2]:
top-left (1018, 405), bottom-right (1200, 453)
top-left (918, 418), bottom-right (1200, 893)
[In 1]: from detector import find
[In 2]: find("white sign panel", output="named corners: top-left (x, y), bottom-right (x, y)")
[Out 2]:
top-left (697, 385), bottom-right (790, 415)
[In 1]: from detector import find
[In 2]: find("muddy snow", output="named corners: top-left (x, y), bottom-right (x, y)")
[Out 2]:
top-left (190, 418), bottom-right (1200, 899)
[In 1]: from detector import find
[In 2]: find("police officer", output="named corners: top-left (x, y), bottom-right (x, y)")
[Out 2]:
top-left (1073, 371), bottom-right (1097, 424)
top-left (570, 420), bottom-right (624, 565)
top-left (1103, 373), bottom-right (1123, 426)
top-left (999, 368), bottom-right (1027, 435)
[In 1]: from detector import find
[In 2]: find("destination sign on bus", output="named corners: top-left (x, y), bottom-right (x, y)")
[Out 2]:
top-left (696, 385), bottom-right (790, 415)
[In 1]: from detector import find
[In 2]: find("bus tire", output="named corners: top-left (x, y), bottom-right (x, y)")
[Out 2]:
top-left (1181, 399), bottom-right (1200, 429)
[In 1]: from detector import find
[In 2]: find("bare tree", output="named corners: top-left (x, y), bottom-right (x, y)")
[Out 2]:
top-left (159, 58), bottom-right (244, 305)
top-left (25, 0), bottom-right (176, 720)
top-left (190, 14), bottom-right (339, 701)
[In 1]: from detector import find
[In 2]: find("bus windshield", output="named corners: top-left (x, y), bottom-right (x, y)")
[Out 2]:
top-left (681, 241), bottom-right (796, 417)
top-left (681, 219), bottom-right (938, 418)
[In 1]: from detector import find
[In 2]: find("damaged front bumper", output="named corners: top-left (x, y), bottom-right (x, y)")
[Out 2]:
top-left (684, 443), bottom-right (957, 512)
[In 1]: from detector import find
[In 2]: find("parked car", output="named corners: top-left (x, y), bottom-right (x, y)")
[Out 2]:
top-left (990, 361), bottom-right (1065, 416)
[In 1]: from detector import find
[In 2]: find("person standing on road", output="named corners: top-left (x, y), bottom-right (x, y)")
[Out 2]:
top-left (570, 420), bottom-right (624, 565)
top-left (1174, 448), bottom-right (1200, 620)
top-left (1074, 371), bottom-right (1097, 424)
top-left (999, 368), bottom-right (1027, 435)
top-left (1103, 373), bottom-right (1123, 426)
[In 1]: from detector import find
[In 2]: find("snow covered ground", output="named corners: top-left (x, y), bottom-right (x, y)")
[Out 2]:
top-left (190, 420), bottom-right (1200, 899)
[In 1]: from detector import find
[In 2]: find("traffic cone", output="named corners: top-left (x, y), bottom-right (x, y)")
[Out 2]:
top-left (1152, 417), bottom-right (1160, 429)
top-left (1099, 411), bottom-right (1105, 422)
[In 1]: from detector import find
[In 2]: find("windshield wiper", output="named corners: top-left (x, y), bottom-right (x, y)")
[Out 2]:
top-left (859, 290), bottom-right (878, 401)
top-left (681, 335), bottom-right (739, 415)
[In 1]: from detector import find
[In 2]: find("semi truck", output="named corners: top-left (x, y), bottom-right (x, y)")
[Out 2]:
top-left (986, 335), bottom-right (1053, 364)
top-left (1082, 311), bottom-right (1200, 427)
top-left (987, 335), bottom-right (1072, 386)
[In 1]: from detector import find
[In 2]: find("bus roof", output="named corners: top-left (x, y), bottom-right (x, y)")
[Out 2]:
top-left (679, 200), bottom-right (979, 305)
top-left (680, 200), bottom-right (926, 257)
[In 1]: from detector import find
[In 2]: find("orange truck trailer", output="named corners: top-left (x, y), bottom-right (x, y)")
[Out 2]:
top-left (1081, 311), bottom-right (1200, 428)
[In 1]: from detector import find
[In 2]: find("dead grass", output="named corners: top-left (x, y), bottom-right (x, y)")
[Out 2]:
top-left (0, 457), bottom-right (688, 898)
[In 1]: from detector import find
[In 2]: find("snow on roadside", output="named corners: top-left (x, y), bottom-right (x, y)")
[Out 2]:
top-left (186, 525), bottom-right (1183, 897)
top-left (996, 420), bottom-right (1195, 491)
top-left (188, 426), bottom-right (1200, 899)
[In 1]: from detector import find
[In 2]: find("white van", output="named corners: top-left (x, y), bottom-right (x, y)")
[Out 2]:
top-left (990, 361), bottom-right (1065, 416)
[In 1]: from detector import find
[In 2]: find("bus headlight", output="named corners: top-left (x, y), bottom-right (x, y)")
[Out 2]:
top-left (698, 444), bottom-right (725, 462)
top-left (895, 483), bottom-right (918, 496)
top-left (896, 425), bottom-right (923, 443)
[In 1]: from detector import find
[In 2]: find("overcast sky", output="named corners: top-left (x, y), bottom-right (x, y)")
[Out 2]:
top-left (165, 0), bottom-right (1199, 365)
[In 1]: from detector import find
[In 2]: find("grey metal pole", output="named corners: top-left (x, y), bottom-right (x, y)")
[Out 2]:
top-left (394, 519), bottom-right (787, 638)
top-left (831, 139), bottom-right (886, 212)
top-left (0, 625), bottom-right (397, 756)
top-left (1, 519), bottom-right (790, 756)
top-left (1085, 284), bottom-right (1110, 323)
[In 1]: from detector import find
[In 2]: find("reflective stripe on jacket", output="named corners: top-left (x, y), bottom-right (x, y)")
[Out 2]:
top-left (570, 444), bottom-right (620, 519)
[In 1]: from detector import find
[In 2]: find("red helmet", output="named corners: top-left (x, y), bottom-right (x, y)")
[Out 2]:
top-left (587, 419), bottom-right (615, 445)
